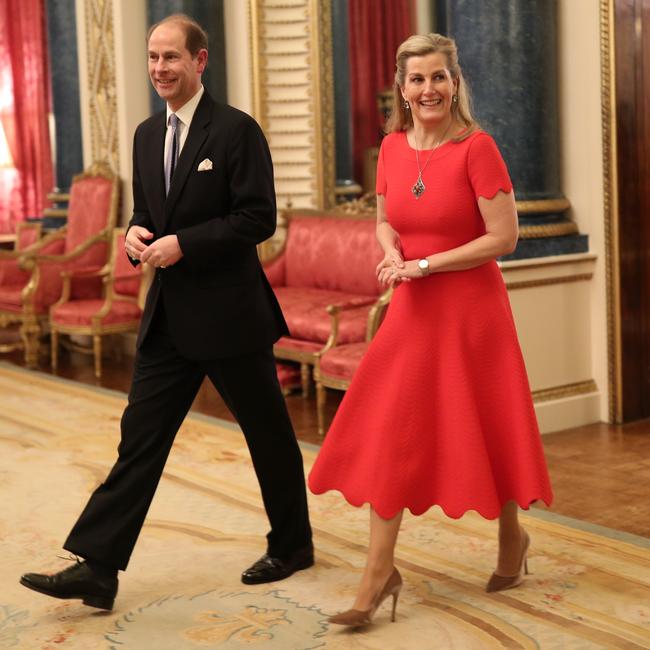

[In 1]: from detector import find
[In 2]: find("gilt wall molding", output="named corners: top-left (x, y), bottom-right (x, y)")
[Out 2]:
top-left (518, 222), bottom-right (579, 239)
top-left (82, 0), bottom-right (120, 173)
top-left (600, 0), bottom-right (621, 423)
top-left (505, 273), bottom-right (593, 291)
top-left (532, 380), bottom-right (598, 403)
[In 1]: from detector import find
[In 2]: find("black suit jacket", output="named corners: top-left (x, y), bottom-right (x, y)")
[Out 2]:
top-left (128, 91), bottom-right (289, 359)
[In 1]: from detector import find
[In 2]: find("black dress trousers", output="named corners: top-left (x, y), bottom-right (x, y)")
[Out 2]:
top-left (63, 303), bottom-right (312, 571)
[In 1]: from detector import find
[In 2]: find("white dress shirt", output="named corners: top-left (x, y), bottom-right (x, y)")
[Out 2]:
top-left (164, 85), bottom-right (205, 172)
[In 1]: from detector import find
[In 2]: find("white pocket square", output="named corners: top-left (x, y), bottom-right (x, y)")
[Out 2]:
top-left (197, 158), bottom-right (213, 171)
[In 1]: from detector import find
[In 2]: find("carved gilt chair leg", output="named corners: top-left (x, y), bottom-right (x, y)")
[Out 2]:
top-left (93, 334), bottom-right (102, 379)
top-left (300, 362), bottom-right (310, 398)
top-left (316, 380), bottom-right (326, 436)
top-left (51, 329), bottom-right (59, 373)
top-left (20, 318), bottom-right (40, 368)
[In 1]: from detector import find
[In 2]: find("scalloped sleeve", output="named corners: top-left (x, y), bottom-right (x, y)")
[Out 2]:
top-left (375, 137), bottom-right (387, 196)
top-left (467, 133), bottom-right (513, 200)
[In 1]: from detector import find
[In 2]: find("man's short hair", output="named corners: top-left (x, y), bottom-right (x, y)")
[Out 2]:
top-left (147, 13), bottom-right (208, 57)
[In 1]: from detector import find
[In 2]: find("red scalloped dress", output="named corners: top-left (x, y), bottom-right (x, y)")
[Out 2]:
top-left (308, 130), bottom-right (553, 520)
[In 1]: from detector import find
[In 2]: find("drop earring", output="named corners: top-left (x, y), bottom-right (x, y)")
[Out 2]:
top-left (452, 95), bottom-right (458, 104)
top-left (404, 100), bottom-right (410, 110)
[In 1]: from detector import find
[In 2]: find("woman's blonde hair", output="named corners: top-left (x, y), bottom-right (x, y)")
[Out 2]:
top-left (385, 33), bottom-right (478, 141)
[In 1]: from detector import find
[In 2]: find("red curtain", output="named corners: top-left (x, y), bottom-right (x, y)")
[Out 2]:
top-left (348, 0), bottom-right (413, 184)
top-left (0, 0), bottom-right (53, 233)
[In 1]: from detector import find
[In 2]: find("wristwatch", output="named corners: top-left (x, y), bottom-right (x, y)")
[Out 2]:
top-left (417, 258), bottom-right (430, 276)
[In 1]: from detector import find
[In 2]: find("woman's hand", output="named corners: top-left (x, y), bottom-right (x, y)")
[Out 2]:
top-left (375, 246), bottom-right (405, 278)
top-left (377, 259), bottom-right (425, 287)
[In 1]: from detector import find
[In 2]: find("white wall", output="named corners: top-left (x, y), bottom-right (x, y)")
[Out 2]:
top-left (557, 0), bottom-right (609, 421)
top-left (224, 0), bottom-right (253, 116)
top-left (113, 0), bottom-right (150, 224)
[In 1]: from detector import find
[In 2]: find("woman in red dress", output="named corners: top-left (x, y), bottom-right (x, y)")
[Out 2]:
top-left (308, 33), bottom-right (553, 627)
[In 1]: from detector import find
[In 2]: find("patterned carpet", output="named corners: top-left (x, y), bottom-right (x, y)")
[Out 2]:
top-left (1, 362), bottom-right (650, 649)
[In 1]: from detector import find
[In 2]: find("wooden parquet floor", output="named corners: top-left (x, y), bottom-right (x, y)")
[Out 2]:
top-left (3, 337), bottom-right (650, 540)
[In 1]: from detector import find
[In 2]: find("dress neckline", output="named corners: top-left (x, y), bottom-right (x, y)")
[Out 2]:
top-left (402, 129), bottom-right (456, 153)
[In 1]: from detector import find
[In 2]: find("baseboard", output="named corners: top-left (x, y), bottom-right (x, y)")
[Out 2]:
top-left (534, 390), bottom-right (601, 433)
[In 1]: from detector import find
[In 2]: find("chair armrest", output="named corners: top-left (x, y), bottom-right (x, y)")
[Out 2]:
top-left (318, 296), bottom-right (379, 358)
top-left (60, 265), bottom-right (107, 279)
top-left (326, 296), bottom-right (377, 316)
top-left (51, 266), bottom-right (107, 312)
top-left (14, 229), bottom-right (67, 261)
top-left (20, 230), bottom-right (109, 270)
top-left (366, 288), bottom-right (392, 340)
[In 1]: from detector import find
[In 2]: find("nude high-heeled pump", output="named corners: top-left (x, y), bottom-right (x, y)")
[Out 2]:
top-left (486, 530), bottom-right (530, 593)
top-left (328, 567), bottom-right (403, 627)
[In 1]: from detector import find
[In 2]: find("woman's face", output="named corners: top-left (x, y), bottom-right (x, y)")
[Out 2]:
top-left (401, 52), bottom-right (457, 128)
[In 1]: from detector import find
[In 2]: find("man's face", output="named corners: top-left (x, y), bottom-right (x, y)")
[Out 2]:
top-left (147, 22), bottom-right (207, 111)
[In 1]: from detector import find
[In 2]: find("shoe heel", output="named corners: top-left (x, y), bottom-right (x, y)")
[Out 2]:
top-left (82, 594), bottom-right (114, 610)
top-left (296, 556), bottom-right (315, 571)
top-left (524, 558), bottom-right (529, 575)
top-left (390, 591), bottom-right (399, 622)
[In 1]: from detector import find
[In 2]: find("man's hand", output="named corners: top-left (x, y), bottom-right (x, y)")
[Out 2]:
top-left (125, 226), bottom-right (154, 261)
top-left (140, 234), bottom-right (183, 269)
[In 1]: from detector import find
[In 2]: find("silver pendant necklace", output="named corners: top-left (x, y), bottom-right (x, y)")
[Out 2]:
top-left (411, 121), bottom-right (452, 199)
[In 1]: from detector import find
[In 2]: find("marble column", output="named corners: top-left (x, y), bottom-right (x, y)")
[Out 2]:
top-left (332, 0), bottom-right (353, 185)
top-left (46, 0), bottom-right (83, 193)
top-left (436, 0), bottom-right (587, 259)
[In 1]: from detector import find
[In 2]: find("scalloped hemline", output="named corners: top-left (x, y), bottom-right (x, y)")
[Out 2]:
top-left (476, 185), bottom-right (514, 201)
top-left (309, 486), bottom-right (553, 522)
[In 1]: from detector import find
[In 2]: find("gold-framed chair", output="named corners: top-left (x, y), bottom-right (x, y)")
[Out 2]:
top-left (0, 221), bottom-right (43, 352)
top-left (0, 162), bottom-right (119, 366)
top-left (314, 288), bottom-right (392, 435)
top-left (50, 227), bottom-right (149, 379)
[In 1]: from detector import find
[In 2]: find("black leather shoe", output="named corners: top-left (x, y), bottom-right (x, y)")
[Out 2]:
top-left (20, 559), bottom-right (118, 610)
top-left (241, 546), bottom-right (314, 585)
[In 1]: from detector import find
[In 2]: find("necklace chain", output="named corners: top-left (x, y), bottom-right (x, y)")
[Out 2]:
top-left (412, 121), bottom-right (452, 199)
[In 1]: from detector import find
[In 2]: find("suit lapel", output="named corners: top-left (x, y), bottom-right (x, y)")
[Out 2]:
top-left (151, 114), bottom-right (166, 216)
top-left (164, 93), bottom-right (212, 221)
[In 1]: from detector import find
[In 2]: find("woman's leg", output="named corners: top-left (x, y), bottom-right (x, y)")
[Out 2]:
top-left (352, 508), bottom-right (403, 610)
top-left (496, 500), bottom-right (526, 576)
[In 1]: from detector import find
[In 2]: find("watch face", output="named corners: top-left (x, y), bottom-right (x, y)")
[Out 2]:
top-left (418, 259), bottom-right (428, 270)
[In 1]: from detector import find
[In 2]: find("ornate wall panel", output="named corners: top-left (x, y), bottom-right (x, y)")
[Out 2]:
top-left (250, 0), bottom-right (334, 210)
top-left (83, 0), bottom-right (119, 172)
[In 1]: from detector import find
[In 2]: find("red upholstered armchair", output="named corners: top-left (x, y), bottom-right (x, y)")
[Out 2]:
top-left (50, 228), bottom-right (148, 379)
top-left (0, 162), bottom-right (119, 366)
top-left (314, 289), bottom-right (392, 435)
top-left (262, 211), bottom-right (389, 396)
top-left (0, 221), bottom-right (42, 352)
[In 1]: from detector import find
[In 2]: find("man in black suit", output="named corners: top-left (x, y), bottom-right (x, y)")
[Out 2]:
top-left (20, 14), bottom-right (313, 611)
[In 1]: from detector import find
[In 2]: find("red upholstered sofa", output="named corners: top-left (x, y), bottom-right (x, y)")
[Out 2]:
top-left (262, 211), bottom-right (388, 395)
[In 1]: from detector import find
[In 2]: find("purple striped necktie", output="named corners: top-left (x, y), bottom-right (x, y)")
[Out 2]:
top-left (165, 113), bottom-right (180, 195)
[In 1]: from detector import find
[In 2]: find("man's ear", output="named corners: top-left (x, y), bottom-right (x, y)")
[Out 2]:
top-left (196, 49), bottom-right (208, 73)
